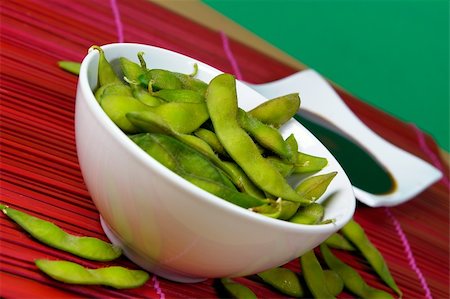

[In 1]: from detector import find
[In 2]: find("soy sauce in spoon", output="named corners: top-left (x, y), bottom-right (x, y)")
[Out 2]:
top-left (295, 113), bottom-right (396, 195)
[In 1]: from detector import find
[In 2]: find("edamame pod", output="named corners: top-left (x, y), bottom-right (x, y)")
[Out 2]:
top-left (300, 250), bottom-right (335, 299)
top-left (101, 95), bottom-right (152, 133)
top-left (91, 46), bottom-right (122, 87)
top-left (293, 152), bottom-right (328, 174)
top-left (320, 244), bottom-right (394, 299)
top-left (206, 74), bottom-right (308, 204)
top-left (289, 203), bottom-right (324, 224)
top-left (173, 71), bottom-right (208, 95)
top-left (153, 89), bottom-right (205, 103)
top-left (130, 85), bottom-right (163, 107)
top-left (237, 109), bottom-right (295, 162)
top-left (1, 205), bottom-right (121, 261)
top-left (119, 57), bottom-right (145, 82)
top-left (248, 93), bottom-right (300, 128)
top-left (295, 172), bottom-right (337, 202)
top-left (341, 220), bottom-right (402, 296)
top-left (257, 267), bottom-right (303, 297)
top-left (139, 69), bottom-right (182, 91)
top-left (194, 128), bottom-right (228, 157)
top-left (58, 61), bottom-right (80, 75)
top-left (250, 199), bottom-right (282, 218)
top-left (220, 161), bottom-right (266, 199)
top-left (324, 269), bottom-right (344, 296)
top-left (220, 278), bottom-right (257, 299)
top-left (324, 233), bottom-right (356, 251)
top-left (266, 156), bottom-right (294, 177)
top-left (35, 259), bottom-right (148, 289)
top-left (95, 83), bottom-right (133, 103)
top-left (128, 102), bottom-right (209, 134)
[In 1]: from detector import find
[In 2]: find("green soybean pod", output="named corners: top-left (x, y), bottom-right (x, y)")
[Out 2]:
top-left (220, 278), bottom-right (257, 299)
top-left (278, 200), bottom-right (300, 220)
top-left (266, 156), bottom-right (294, 177)
top-left (324, 233), bottom-right (356, 251)
top-left (58, 61), bottom-right (81, 75)
top-left (1, 205), bottom-right (121, 261)
top-left (173, 71), bottom-right (208, 96)
top-left (289, 203), bottom-right (324, 225)
top-left (237, 109), bottom-right (294, 162)
top-left (94, 83), bottom-right (133, 103)
top-left (153, 89), bottom-right (205, 103)
top-left (91, 45), bottom-right (122, 87)
top-left (295, 172), bottom-right (337, 202)
top-left (320, 244), bottom-right (394, 299)
top-left (128, 102), bottom-right (209, 134)
top-left (194, 128), bottom-right (228, 157)
top-left (293, 152), bottom-right (328, 174)
top-left (220, 161), bottom-right (266, 199)
top-left (248, 93), bottom-right (300, 128)
top-left (100, 95), bottom-right (152, 133)
top-left (341, 220), bottom-right (402, 296)
top-left (300, 250), bottom-right (335, 299)
top-left (119, 57), bottom-right (145, 82)
top-left (130, 85), bottom-right (163, 107)
top-left (250, 199), bottom-right (282, 218)
top-left (206, 74), bottom-right (308, 204)
top-left (257, 267), bottom-right (303, 297)
top-left (35, 259), bottom-right (148, 289)
top-left (139, 69), bottom-right (183, 91)
top-left (323, 269), bottom-right (344, 296)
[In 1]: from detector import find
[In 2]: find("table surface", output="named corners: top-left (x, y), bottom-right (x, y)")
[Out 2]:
top-left (1, 1), bottom-right (449, 298)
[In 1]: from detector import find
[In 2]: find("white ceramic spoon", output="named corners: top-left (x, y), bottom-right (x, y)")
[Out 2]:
top-left (247, 69), bottom-right (442, 207)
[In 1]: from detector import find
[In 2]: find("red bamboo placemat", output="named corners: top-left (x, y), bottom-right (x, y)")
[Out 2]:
top-left (0, 0), bottom-right (448, 298)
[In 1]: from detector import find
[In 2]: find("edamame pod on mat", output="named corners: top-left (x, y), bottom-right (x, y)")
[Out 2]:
top-left (323, 269), bottom-right (344, 296)
top-left (341, 220), bottom-right (402, 296)
top-left (301, 250), bottom-right (336, 299)
top-left (257, 267), bottom-right (303, 297)
top-left (0, 205), bottom-right (121, 261)
top-left (58, 61), bottom-right (80, 75)
top-left (248, 93), bottom-right (300, 128)
top-left (320, 244), bottom-right (394, 299)
top-left (35, 259), bottom-right (149, 289)
top-left (206, 74), bottom-right (308, 204)
top-left (220, 278), bottom-right (257, 299)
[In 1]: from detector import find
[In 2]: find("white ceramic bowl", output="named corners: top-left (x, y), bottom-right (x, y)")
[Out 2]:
top-left (75, 43), bottom-right (355, 283)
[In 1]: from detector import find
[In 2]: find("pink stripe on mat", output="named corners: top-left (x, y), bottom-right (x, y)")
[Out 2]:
top-left (220, 31), bottom-right (243, 80)
top-left (385, 207), bottom-right (433, 299)
top-left (110, 0), bottom-right (124, 43)
top-left (411, 124), bottom-right (450, 188)
top-left (152, 275), bottom-right (166, 299)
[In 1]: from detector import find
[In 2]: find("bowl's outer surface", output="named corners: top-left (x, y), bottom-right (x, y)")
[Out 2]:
top-left (75, 43), bottom-right (355, 282)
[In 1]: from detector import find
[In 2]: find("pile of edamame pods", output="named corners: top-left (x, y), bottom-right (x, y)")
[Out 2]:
top-left (1, 203), bottom-right (401, 297)
top-left (93, 45), bottom-right (337, 224)
top-left (1, 48), bottom-right (400, 297)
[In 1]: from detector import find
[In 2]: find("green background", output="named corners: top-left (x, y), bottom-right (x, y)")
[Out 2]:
top-left (203, 0), bottom-right (449, 151)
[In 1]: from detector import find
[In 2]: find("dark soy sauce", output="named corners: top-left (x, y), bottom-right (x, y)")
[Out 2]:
top-left (294, 113), bottom-right (396, 195)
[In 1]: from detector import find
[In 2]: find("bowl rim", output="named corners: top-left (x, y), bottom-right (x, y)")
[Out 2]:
top-left (77, 42), bottom-right (356, 234)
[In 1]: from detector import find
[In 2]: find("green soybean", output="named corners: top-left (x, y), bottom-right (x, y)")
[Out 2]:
top-left (95, 83), bottom-right (133, 103)
top-left (301, 250), bottom-right (335, 299)
top-left (58, 61), bottom-right (81, 75)
top-left (130, 84), bottom-right (163, 107)
top-left (173, 71), bottom-right (208, 95)
top-left (91, 46), bottom-right (122, 87)
top-left (220, 161), bottom-right (266, 199)
top-left (128, 102), bottom-right (209, 134)
top-left (139, 69), bottom-right (183, 91)
top-left (289, 203), bottom-right (324, 224)
top-left (257, 267), bottom-right (303, 297)
top-left (295, 172), bottom-right (337, 202)
top-left (119, 57), bottom-right (145, 82)
top-left (324, 269), bottom-right (344, 296)
top-left (249, 93), bottom-right (300, 128)
top-left (206, 74), bottom-right (308, 204)
top-left (101, 95), bottom-right (152, 133)
top-left (130, 133), bottom-right (266, 209)
top-left (341, 220), bottom-right (402, 296)
top-left (324, 233), bottom-right (356, 251)
top-left (1, 205), bottom-right (121, 261)
top-left (278, 200), bottom-right (300, 220)
top-left (153, 89), bottom-right (205, 103)
top-left (194, 128), bottom-right (228, 157)
top-left (251, 199), bottom-right (282, 218)
top-left (220, 278), bottom-right (257, 299)
top-left (320, 244), bottom-right (394, 299)
top-left (35, 259), bottom-right (148, 289)
top-left (266, 156), bottom-right (294, 177)
top-left (293, 152), bottom-right (329, 174)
